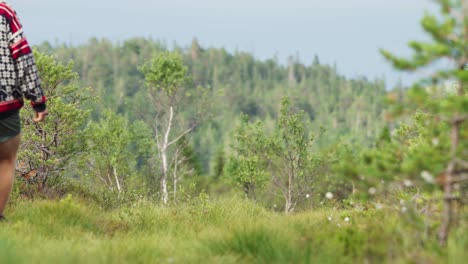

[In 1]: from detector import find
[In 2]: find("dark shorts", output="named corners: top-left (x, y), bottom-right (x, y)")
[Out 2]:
top-left (0, 111), bottom-right (21, 143)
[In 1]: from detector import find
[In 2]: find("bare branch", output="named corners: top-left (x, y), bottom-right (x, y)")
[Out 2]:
top-left (167, 123), bottom-right (197, 148)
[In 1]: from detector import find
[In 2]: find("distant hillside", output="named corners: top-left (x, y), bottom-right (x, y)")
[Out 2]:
top-left (36, 38), bottom-right (389, 174)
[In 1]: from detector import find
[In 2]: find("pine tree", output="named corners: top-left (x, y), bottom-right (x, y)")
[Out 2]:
top-left (17, 51), bottom-right (90, 193)
top-left (381, 0), bottom-right (468, 244)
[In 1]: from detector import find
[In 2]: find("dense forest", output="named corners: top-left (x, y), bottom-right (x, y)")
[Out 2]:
top-left (37, 37), bottom-right (389, 159)
top-left (3, 1), bottom-right (467, 263)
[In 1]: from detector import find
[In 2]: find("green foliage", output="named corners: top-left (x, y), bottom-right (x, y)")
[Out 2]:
top-left (226, 155), bottom-right (269, 199)
top-left (335, 112), bottom-right (456, 202)
top-left (17, 51), bottom-right (90, 192)
top-left (82, 110), bottom-right (153, 192)
top-left (229, 97), bottom-right (328, 211)
top-left (227, 116), bottom-right (269, 198)
top-left (377, 0), bottom-right (467, 189)
top-left (139, 52), bottom-right (188, 97)
top-left (381, 0), bottom-right (467, 83)
top-left (342, 1), bottom-right (468, 244)
top-left (278, 97), bottom-right (309, 160)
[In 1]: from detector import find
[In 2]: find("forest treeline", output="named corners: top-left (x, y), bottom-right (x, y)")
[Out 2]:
top-left (36, 38), bottom-right (389, 173)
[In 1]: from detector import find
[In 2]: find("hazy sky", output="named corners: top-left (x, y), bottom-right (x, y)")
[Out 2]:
top-left (11, 0), bottom-right (438, 88)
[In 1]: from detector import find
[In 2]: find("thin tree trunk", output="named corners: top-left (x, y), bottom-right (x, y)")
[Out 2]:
top-left (173, 159), bottom-right (178, 201)
top-left (285, 172), bottom-right (293, 213)
top-left (106, 166), bottom-right (113, 191)
top-left (439, 75), bottom-right (464, 244)
top-left (439, 119), bottom-right (459, 245)
top-left (113, 166), bottom-right (121, 194)
top-left (285, 198), bottom-right (292, 213)
top-left (39, 127), bottom-right (48, 191)
top-left (161, 148), bottom-right (169, 204)
top-left (160, 106), bottom-right (174, 205)
top-left (438, 0), bottom-right (468, 241)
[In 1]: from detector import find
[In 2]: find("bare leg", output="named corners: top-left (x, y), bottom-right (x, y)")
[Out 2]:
top-left (0, 135), bottom-right (20, 216)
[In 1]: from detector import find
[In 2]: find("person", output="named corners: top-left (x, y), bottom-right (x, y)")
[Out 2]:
top-left (0, 1), bottom-right (47, 221)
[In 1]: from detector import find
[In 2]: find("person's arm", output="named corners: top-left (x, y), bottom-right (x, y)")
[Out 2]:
top-left (3, 3), bottom-right (47, 118)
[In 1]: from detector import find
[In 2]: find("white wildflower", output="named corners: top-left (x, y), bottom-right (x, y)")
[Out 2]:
top-left (375, 203), bottom-right (383, 210)
top-left (328, 216), bottom-right (332, 221)
top-left (403, 179), bottom-right (413, 187)
top-left (432, 138), bottom-right (439, 146)
top-left (368, 187), bottom-right (377, 195)
top-left (325, 192), bottom-right (334, 199)
top-left (421, 171), bottom-right (435, 184)
top-left (401, 206), bottom-right (408, 213)
top-left (344, 217), bottom-right (350, 222)
top-left (306, 194), bottom-right (310, 199)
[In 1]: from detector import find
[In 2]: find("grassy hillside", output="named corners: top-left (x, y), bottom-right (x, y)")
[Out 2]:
top-left (1, 196), bottom-right (465, 264)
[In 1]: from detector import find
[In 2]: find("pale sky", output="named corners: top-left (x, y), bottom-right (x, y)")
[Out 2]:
top-left (11, 0), bottom-right (438, 88)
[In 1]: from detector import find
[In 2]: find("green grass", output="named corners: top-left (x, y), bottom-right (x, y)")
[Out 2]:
top-left (0, 196), bottom-right (465, 264)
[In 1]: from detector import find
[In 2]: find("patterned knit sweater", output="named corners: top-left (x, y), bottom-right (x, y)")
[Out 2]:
top-left (0, 1), bottom-right (46, 117)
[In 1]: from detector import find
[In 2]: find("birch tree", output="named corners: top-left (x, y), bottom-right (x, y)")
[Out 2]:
top-left (231, 98), bottom-right (322, 213)
top-left (139, 52), bottom-right (203, 204)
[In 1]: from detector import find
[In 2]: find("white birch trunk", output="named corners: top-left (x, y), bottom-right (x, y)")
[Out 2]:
top-left (173, 159), bottom-right (178, 201)
top-left (160, 106), bottom-right (174, 205)
top-left (113, 166), bottom-right (122, 194)
top-left (285, 172), bottom-right (293, 213)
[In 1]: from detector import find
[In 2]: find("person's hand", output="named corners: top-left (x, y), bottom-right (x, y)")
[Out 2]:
top-left (33, 110), bottom-right (48, 122)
